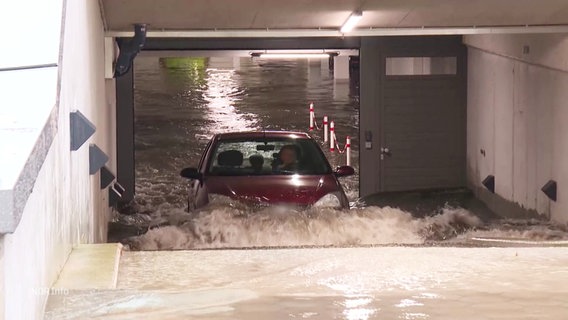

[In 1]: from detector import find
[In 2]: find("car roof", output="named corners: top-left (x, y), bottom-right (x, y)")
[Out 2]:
top-left (214, 131), bottom-right (312, 140)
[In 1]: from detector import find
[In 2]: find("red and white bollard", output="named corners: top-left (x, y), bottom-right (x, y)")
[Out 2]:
top-left (330, 121), bottom-right (335, 152)
top-left (309, 103), bottom-right (314, 131)
top-left (323, 116), bottom-right (329, 143)
top-left (346, 136), bottom-right (351, 166)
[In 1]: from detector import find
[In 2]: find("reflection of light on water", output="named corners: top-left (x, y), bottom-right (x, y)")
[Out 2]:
top-left (396, 298), bottom-right (424, 308)
top-left (399, 313), bottom-right (430, 319)
top-left (344, 307), bottom-right (376, 320)
top-left (396, 297), bottom-right (428, 320)
top-left (204, 67), bottom-right (258, 135)
top-left (320, 275), bottom-right (378, 320)
top-left (344, 297), bottom-right (373, 308)
top-left (342, 296), bottom-right (376, 320)
top-left (295, 312), bottom-right (318, 318)
top-left (390, 276), bottom-right (428, 292)
top-left (414, 292), bottom-right (440, 300)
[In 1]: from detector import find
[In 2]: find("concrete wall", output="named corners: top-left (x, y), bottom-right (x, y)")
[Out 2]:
top-left (1, 0), bottom-right (115, 318)
top-left (465, 34), bottom-right (568, 223)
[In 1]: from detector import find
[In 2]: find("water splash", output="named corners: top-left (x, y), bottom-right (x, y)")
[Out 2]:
top-left (457, 218), bottom-right (568, 242)
top-left (122, 203), bottom-right (485, 250)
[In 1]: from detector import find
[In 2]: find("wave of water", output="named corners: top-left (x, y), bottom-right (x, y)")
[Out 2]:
top-left (120, 201), bottom-right (486, 250)
top-left (456, 219), bottom-right (568, 242)
top-left (116, 195), bottom-right (568, 250)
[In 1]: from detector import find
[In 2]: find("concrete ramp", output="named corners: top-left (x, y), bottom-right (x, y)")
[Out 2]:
top-left (52, 243), bottom-right (122, 290)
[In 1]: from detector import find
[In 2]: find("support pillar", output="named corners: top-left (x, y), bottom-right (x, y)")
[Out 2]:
top-left (233, 57), bottom-right (241, 70)
top-left (333, 55), bottom-right (350, 80)
top-left (321, 58), bottom-right (330, 77)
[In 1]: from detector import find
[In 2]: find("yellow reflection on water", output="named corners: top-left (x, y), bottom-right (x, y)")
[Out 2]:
top-left (203, 61), bottom-right (258, 135)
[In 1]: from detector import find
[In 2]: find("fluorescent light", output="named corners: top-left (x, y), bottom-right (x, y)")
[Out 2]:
top-left (340, 11), bottom-right (363, 33)
top-left (252, 53), bottom-right (332, 59)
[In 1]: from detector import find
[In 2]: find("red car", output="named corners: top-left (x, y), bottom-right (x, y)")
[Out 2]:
top-left (180, 131), bottom-right (355, 209)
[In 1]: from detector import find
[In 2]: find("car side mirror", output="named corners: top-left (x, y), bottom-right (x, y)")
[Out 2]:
top-left (180, 167), bottom-right (203, 181)
top-left (334, 165), bottom-right (355, 177)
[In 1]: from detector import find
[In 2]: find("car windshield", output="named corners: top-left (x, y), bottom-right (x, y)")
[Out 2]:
top-left (206, 137), bottom-right (332, 176)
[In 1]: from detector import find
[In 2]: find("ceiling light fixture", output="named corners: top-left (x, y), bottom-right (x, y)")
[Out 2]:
top-left (250, 52), bottom-right (337, 59)
top-left (340, 11), bottom-right (363, 33)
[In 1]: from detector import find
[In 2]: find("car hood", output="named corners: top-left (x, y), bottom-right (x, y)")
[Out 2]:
top-left (204, 174), bottom-right (341, 206)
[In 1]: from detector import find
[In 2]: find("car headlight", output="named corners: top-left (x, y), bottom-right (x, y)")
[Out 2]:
top-left (313, 192), bottom-right (342, 208)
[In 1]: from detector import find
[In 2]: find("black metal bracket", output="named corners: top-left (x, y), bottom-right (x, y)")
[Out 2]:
top-left (114, 24), bottom-right (147, 78)
top-left (482, 175), bottom-right (495, 193)
top-left (541, 180), bottom-right (557, 202)
top-left (109, 182), bottom-right (125, 207)
top-left (100, 166), bottom-right (116, 189)
top-left (70, 110), bottom-right (96, 151)
top-left (89, 144), bottom-right (109, 175)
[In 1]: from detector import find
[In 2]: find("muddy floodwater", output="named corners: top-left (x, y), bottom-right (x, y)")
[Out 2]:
top-left (45, 247), bottom-right (568, 319)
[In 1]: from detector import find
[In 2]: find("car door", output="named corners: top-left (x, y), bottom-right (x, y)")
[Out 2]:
top-left (187, 139), bottom-right (213, 210)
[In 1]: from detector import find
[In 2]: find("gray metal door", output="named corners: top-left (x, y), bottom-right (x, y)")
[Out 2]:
top-left (380, 75), bottom-right (465, 191)
top-left (359, 37), bottom-right (466, 197)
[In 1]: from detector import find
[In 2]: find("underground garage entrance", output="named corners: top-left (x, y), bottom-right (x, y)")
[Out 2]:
top-left (106, 36), bottom-right (568, 250)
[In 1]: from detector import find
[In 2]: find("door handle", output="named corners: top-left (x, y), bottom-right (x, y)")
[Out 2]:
top-left (381, 147), bottom-right (391, 156)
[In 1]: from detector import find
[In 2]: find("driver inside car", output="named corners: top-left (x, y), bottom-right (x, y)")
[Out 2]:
top-left (274, 145), bottom-right (299, 172)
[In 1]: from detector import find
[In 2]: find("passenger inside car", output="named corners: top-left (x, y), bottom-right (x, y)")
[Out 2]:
top-left (212, 149), bottom-right (244, 174)
top-left (248, 154), bottom-right (265, 173)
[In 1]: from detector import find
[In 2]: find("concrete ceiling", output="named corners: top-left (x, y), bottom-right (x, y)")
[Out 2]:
top-left (102, 0), bottom-right (568, 33)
